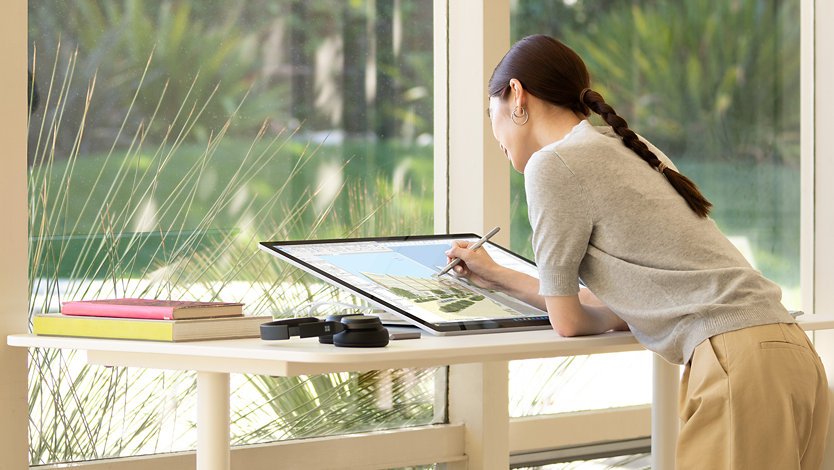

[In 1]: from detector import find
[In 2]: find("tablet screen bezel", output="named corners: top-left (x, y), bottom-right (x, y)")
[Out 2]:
top-left (259, 233), bottom-right (551, 334)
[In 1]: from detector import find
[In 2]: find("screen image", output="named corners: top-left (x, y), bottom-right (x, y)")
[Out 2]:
top-left (260, 235), bottom-right (551, 334)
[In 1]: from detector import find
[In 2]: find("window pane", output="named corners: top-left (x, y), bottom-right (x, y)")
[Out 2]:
top-left (509, 351), bottom-right (652, 416)
top-left (515, 453), bottom-right (650, 469)
top-left (28, 0), bottom-right (434, 463)
top-left (509, 0), bottom-right (799, 415)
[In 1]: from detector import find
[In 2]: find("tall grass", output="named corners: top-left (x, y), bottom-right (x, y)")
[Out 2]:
top-left (27, 44), bottom-right (436, 464)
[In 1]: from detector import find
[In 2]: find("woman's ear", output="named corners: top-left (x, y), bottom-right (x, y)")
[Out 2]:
top-left (508, 78), bottom-right (526, 108)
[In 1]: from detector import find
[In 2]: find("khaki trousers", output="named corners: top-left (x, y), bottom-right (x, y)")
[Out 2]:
top-left (677, 322), bottom-right (830, 470)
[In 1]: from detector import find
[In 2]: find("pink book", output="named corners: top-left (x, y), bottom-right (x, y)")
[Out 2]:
top-left (60, 298), bottom-right (244, 320)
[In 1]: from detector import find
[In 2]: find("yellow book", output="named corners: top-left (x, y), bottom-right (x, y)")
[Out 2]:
top-left (33, 314), bottom-right (273, 342)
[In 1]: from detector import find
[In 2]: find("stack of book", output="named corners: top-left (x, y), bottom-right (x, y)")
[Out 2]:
top-left (33, 299), bottom-right (272, 342)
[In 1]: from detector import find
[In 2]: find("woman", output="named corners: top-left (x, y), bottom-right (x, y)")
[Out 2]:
top-left (446, 34), bottom-right (829, 469)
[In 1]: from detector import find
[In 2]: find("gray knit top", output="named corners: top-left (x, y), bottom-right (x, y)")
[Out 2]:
top-left (524, 120), bottom-right (794, 364)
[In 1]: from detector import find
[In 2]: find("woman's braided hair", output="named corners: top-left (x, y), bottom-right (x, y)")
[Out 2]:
top-left (581, 89), bottom-right (712, 217)
top-left (489, 35), bottom-right (712, 217)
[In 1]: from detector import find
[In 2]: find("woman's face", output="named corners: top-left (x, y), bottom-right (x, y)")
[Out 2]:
top-left (488, 95), bottom-right (532, 173)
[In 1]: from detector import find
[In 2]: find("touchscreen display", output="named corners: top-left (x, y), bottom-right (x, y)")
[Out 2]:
top-left (259, 235), bottom-right (551, 334)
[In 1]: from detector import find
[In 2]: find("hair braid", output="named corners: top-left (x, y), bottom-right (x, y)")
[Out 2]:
top-left (581, 89), bottom-right (712, 218)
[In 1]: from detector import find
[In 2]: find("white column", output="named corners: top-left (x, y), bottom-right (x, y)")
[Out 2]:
top-left (811, 0), bottom-right (834, 467)
top-left (447, 361), bottom-right (510, 470)
top-left (435, 0), bottom-right (511, 246)
top-left (197, 371), bottom-right (231, 470)
top-left (651, 355), bottom-right (680, 470)
top-left (0, 1), bottom-right (32, 468)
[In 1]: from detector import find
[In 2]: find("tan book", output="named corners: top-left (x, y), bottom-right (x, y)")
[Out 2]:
top-left (34, 314), bottom-right (272, 342)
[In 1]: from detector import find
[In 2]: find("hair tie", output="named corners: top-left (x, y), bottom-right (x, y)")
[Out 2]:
top-left (656, 161), bottom-right (668, 174)
top-left (579, 87), bottom-right (592, 103)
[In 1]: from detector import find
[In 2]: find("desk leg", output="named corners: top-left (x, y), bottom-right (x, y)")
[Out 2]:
top-left (446, 361), bottom-right (509, 470)
top-left (197, 371), bottom-right (230, 470)
top-left (651, 355), bottom-right (679, 470)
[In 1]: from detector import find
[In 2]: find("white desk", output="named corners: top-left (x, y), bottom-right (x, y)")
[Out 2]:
top-left (10, 314), bottom-right (834, 470)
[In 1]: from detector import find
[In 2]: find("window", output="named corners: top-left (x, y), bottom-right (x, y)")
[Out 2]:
top-left (14, 0), bottom-right (824, 466)
top-left (508, 0), bottom-right (801, 415)
top-left (27, 0), bottom-right (435, 463)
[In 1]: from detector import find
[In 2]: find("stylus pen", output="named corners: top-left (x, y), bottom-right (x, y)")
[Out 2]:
top-left (437, 226), bottom-right (500, 276)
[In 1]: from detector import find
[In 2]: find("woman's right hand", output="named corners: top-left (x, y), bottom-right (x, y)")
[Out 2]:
top-left (444, 240), bottom-right (506, 291)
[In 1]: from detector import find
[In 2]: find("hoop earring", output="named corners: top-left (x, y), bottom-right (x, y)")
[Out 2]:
top-left (511, 106), bottom-right (529, 126)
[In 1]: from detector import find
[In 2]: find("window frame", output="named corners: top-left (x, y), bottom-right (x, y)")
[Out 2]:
top-left (434, 0), bottom-right (512, 244)
top-left (0, 0), bottom-right (30, 467)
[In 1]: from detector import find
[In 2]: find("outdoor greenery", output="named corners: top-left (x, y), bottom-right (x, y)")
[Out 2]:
top-left (28, 0), bottom-right (433, 160)
top-left (27, 0), bottom-right (435, 463)
top-left (27, 52), bottom-right (436, 465)
top-left (510, 0), bottom-right (801, 297)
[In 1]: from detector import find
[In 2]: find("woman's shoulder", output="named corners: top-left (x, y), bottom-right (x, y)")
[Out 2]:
top-left (524, 144), bottom-right (589, 199)
top-left (526, 146), bottom-right (572, 181)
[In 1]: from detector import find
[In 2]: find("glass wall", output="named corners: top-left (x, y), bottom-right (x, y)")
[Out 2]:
top-left (508, 0), bottom-right (800, 415)
top-left (27, 0), bottom-right (435, 463)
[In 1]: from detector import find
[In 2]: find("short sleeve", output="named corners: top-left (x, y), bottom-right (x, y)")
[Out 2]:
top-left (524, 150), bottom-right (593, 296)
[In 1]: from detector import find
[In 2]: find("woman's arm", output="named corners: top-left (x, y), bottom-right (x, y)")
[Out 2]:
top-left (483, 266), bottom-right (627, 336)
top-left (445, 241), bottom-right (628, 336)
top-left (544, 293), bottom-right (629, 336)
